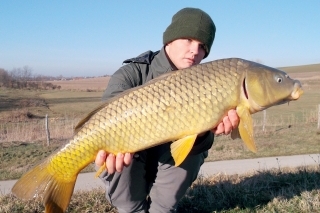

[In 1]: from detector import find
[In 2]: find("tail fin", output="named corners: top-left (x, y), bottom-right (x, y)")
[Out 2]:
top-left (12, 159), bottom-right (77, 213)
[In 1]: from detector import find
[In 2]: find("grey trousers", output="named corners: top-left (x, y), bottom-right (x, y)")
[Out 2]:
top-left (98, 143), bottom-right (207, 213)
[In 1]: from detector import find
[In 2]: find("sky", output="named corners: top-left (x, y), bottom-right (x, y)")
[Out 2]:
top-left (1, 1), bottom-right (319, 77)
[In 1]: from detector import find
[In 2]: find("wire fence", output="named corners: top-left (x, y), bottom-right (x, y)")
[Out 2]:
top-left (1, 104), bottom-right (320, 144)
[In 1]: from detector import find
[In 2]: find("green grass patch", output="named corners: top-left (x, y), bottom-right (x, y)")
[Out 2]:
top-left (0, 141), bottom-right (63, 180)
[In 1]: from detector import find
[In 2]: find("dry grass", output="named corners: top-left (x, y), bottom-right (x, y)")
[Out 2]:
top-left (279, 63), bottom-right (320, 73)
top-left (177, 165), bottom-right (320, 213)
top-left (0, 188), bottom-right (117, 213)
top-left (0, 116), bottom-right (77, 143)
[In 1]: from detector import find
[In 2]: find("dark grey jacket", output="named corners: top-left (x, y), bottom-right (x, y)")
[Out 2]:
top-left (102, 47), bottom-right (214, 155)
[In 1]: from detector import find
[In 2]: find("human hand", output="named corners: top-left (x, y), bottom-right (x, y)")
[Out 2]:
top-left (95, 150), bottom-right (133, 174)
top-left (212, 109), bottom-right (239, 135)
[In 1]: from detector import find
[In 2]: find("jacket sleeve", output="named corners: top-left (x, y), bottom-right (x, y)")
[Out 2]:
top-left (102, 63), bottom-right (141, 101)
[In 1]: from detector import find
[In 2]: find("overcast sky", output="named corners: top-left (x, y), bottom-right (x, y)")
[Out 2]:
top-left (1, 1), bottom-right (319, 77)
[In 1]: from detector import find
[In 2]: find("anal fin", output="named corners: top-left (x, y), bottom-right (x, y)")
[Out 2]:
top-left (170, 134), bottom-right (198, 166)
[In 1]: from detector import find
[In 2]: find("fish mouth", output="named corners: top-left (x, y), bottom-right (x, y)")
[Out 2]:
top-left (290, 81), bottom-right (303, 100)
top-left (273, 81), bottom-right (303, 106)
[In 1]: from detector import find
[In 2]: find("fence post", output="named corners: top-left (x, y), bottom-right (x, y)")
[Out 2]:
top-left (318, 104), bottom-right (320, 130)
top-left (45, 114), bottom-right (50, 146)
top-left (263, 110), bottom-right (266, 132)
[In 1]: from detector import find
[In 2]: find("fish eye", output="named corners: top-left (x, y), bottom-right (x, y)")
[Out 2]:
top-left (276, 77), bottom-right (283, 83)
top-left (274, 75), bottom-right (283, 83)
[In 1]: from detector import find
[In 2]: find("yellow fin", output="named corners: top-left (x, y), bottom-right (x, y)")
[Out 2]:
top-left (12, 159), bottom-right (77, 213)
top-left (170, 134), bottom-right (198, 166)
top-left (236, 106), bottom-right (257, 153)
top-left (95, 162), bottom-right (107, 178)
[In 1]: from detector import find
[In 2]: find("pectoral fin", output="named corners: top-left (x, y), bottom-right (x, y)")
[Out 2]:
top-left (95, 162), bottom-right (106, 178)
top-left (170, 134), bottom-right (198, 166)
top-left (236, 106), bottom-right (257, 153)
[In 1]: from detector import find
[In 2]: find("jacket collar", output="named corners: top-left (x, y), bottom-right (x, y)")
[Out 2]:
top-left (150, 47), bottom-right (176, 79)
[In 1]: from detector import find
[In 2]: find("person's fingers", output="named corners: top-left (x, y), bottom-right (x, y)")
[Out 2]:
top-left (123, 153), bottom-right (133, 167)
top-left (222, 116), bottom-right (232, 135)
top-left (95, 150), bottom-right (107, 166)
top-left (115, 153), bottom-right (124, 173)
top-left (213, 122), bottom-right (224, 135)
top-left (227, 109), bottom-right (239, 129)
top-left (106, 153), bottom-right (116, 174)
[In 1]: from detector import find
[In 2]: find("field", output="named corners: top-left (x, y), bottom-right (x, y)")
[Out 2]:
top-left (0, 62), bottom-right (320, 212)
top-left (45, 76), bottom-right (110, 91)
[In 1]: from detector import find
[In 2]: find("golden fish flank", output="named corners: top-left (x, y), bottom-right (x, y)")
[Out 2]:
top-left (12, 58), bottom-right (303, 213)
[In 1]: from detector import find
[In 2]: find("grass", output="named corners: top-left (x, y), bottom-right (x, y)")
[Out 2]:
top-left (0, 165), bottom-right (319, 212)
top-left (279, 63), bottom-right (320, 73)
top-left (176, 165), bottom-right (320, 213)
top-left (39, 90), bottom-right (103, 117)
top-left (207, 122), bottom-right (320, 162)
top-left (0, 140), bottom-right (95, 180)
top-left (0, 88), bottom-right (103, 119)
top-left (45, 76), bottom-right (110, 91)
top-left (0, 141), bottom-right (60, 180)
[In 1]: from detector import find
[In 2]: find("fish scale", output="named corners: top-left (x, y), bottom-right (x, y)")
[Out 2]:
top-left (12, 58), bottom-right (303, 213)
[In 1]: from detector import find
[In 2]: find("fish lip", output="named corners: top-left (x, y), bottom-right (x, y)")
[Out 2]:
top-left (275, 82), bottom-right (303, 105)
top-left (290, 81), bottom-right (303, 100)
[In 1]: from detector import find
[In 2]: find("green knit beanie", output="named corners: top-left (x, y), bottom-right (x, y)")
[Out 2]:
top-left (163, 8), bottom-right (216, 58)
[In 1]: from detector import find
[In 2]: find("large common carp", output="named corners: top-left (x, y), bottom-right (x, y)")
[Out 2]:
top-left (12, 58), bottom-right (303, 212)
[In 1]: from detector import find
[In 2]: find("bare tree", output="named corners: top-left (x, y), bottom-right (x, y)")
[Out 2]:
top-left (9, 66), bottom-right (33, 88)
top-left (22, 66), bottom-right (33, 81)
top-left (1, 66), bottom-right (60, 89)
top-left (0, 68), bottom-right (10, 87)
top-left (10, 66), bottom-right (33, 81)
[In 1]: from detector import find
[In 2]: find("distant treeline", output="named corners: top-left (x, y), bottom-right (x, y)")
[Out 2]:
top-left (0, 66), bottom-right (61, 90)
